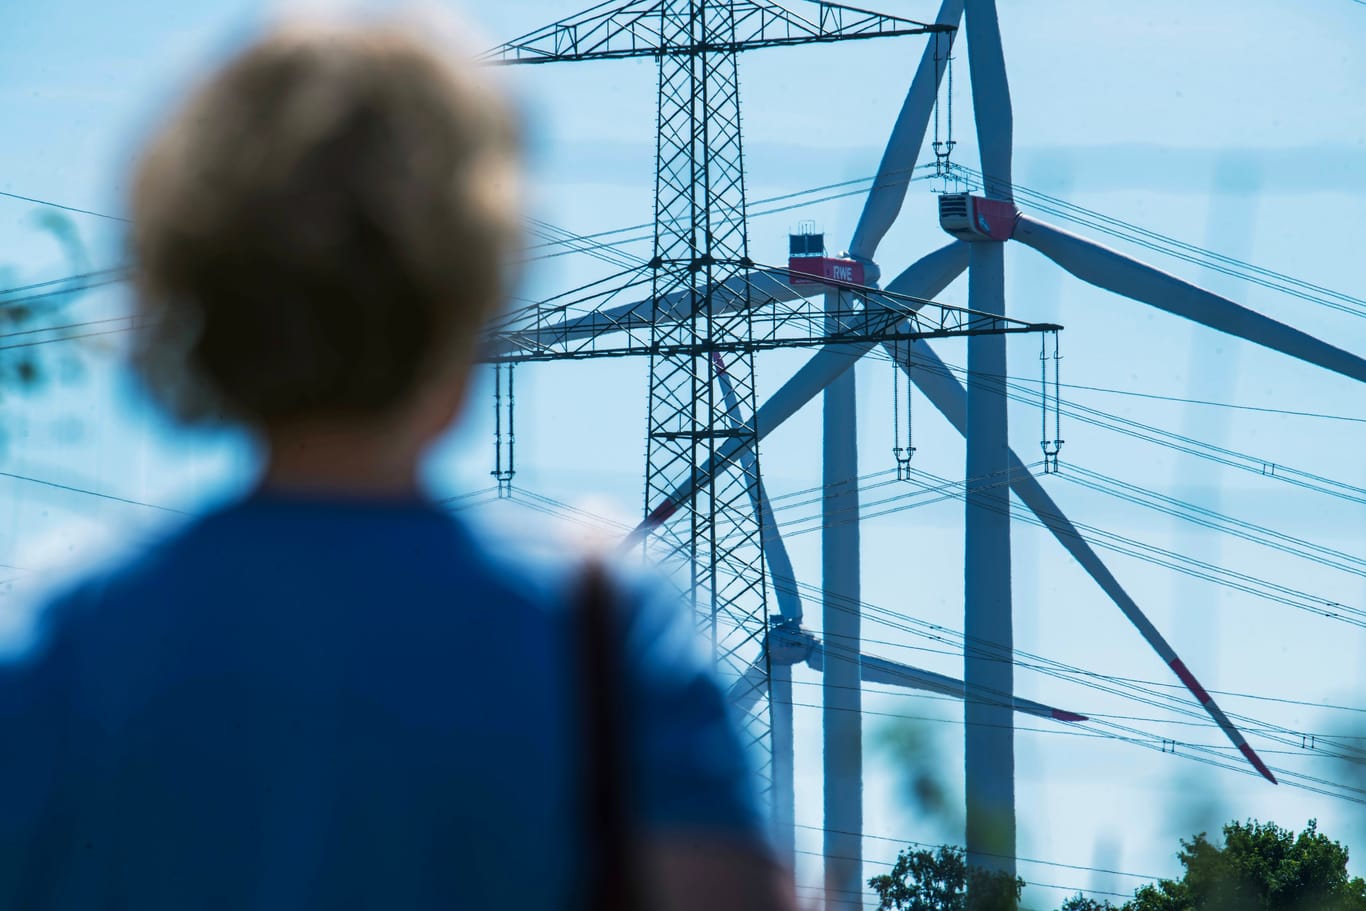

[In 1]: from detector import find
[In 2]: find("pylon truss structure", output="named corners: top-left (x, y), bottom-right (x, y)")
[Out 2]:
top-left (480, 1), bottom-right (953, 65)
top-left (481, 268), bottom-right (1058, 364)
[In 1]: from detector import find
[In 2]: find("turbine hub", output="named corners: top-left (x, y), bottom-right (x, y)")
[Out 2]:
top-left (768, 617), bottom-right (816, 666)
top-left (844, 253), bottom-right (880, 287)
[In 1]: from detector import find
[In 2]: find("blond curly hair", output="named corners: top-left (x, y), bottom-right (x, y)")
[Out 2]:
top-left (129, 19), bottom-right (520, 425)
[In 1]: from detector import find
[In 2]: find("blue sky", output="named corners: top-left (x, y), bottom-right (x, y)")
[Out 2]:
top-left (2, 1), bottom-right (1365, 907)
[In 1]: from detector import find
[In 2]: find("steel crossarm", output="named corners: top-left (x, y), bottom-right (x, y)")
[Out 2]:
top-left (481, 0), bottom-right (952, 66)
top-left (481, 265), bottom-right (804, 360)
top-left (479, 267), bottom-right (1056, 364)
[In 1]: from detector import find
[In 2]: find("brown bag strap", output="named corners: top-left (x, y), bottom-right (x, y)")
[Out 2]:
top-left (577, 560), bottom-right (642, 911)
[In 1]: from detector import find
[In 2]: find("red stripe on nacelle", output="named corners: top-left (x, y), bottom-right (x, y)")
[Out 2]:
top-left (1240, 742), bottom-right (1279, 784)
top-left (787, 256), bottom-right (864, 286)
top-left (1169, 658), bottom-right (1213, 706)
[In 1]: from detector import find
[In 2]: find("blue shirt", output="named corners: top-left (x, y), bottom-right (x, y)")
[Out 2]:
top-left (0, 492), bottom-right (765, 909)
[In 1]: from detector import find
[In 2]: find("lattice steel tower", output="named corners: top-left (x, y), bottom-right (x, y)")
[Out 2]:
top-left (487, 2), bottom-right (954, 799)
top-left (643, 2), bottom-right (765, 759)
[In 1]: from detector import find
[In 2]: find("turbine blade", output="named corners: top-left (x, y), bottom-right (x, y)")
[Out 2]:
top-left (883, 336), bottom-right (1278, 784)
top-left (621, 242), bottom-right (968, 549)
top-left (1016, 215), bottom-right (1366, 384)
top-left (857, 652), bottom-right (1085, 723)
top-left (848, 0), bottom-right (964, 261)
top-left (885, 240), bottom-right (972, 298)
top-left (727, 654), bottom-right (768, 717)
top-left (965, 0), bottom-right (1013, 199)
top-left (713, 352), bottom-right (802, 624)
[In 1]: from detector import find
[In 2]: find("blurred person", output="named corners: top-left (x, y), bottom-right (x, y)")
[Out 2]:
top-left (0, 19), bottom-right (794, 911)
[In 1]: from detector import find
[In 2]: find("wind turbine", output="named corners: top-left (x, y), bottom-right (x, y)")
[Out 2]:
top-left (805, 0), bottom-right (1365, 893)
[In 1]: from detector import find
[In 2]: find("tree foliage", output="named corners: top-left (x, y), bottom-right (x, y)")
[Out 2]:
top-left (1058, 897), bottom-right (1117, 911)
top-left (1122, 820), bottom-right (1366, 911)
top-left (869, 845), bottom-right (1023, 911)
top-left (0, 211), bottom-right (89, 397)
top-left (870, 821), bottom-right (1366, 911)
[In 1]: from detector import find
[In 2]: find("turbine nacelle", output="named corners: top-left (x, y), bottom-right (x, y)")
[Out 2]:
top-left (938, 192), bottom-right (1020, 242)
top-left (787, 223), bottom-right (877, 286)
top-left (786, 253), bottom-right (867, 287)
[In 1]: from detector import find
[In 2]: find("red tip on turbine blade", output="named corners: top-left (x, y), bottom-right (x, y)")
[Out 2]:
top-left (1051, 709), bottom-right (1087, 723)
top-left (1240, 743), bottom-right (1279, 785)
top-left (1168, 658), bottom-right (1276, 784)
top-left (1169, 658), bottom-right (1213, 706)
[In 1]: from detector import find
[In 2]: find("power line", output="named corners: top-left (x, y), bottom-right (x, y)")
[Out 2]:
top-left (0, 273), bottom-right (128, 311)
top-left (495, 487), bottom-right (1366, 779)
top-left (748, 687), bottom-right (1366, 806)
top-left (1047, 380), bottom-right (1366, 425)
top-left (688, 558), bottom-right (1366, 791)
top-left (792, 848), bottom-right (1141, 901)
top-left (771, 455), bottom-right (1364, 588)
top-left (0, 189), bottom-right (128, 223)
top-left (1059, 464), bottom-right (1366, 577)
top-left (900, 464), bottom-right (1366, 630)
top-left (813, 608), bottom-right (1366, 772)
top-left (24, 479), bottom-right (1316, 805)
top-left (0, 470), bottom-right (185, 514)
top-left (0, 323), bottom-right (141, 353)
top-left (7, 160), bottom-right (1361, 787)
top-left (521, 163), bottom-right (937, 252)
top-left (793, 823), bottom-right (1162, 882)
top-left (887, 347), bottom-right (1366, 507)
top-left (845, 632), bottom-right (1366, 718)
top-left (495, 413), bottom-right (1366, 662)
top-left (0, 267), bottom-right (129, 298)
top-left (0, 314), bottom-right (141, 342)
top-left (748, 458), bottom-right (1366, 634)
top-left (7, 156), bottom-right (1363, 327)
top-left (753, 671), bottom-right (1364, 750)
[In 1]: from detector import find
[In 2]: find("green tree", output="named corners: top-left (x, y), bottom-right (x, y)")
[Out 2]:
top-left (1058, 896), bottom-right (1117, 911)
top-left (869, 845), bottom-right (1023, 911)
top-left (1123, 820), bottom-right (1366, 911)
top-left (0, 211), bottom-right (90, 397)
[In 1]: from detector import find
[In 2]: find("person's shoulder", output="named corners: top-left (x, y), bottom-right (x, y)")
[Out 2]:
top-left (454, 509), bottom-right (689, 637)
top-left (453, 510), bottom-right (617, 617)
top-left (0, 506), bottom-right (212, 680)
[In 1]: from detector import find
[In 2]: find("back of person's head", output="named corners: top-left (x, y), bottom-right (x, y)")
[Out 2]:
top-left (129, 18), bottom-right (519, 429)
